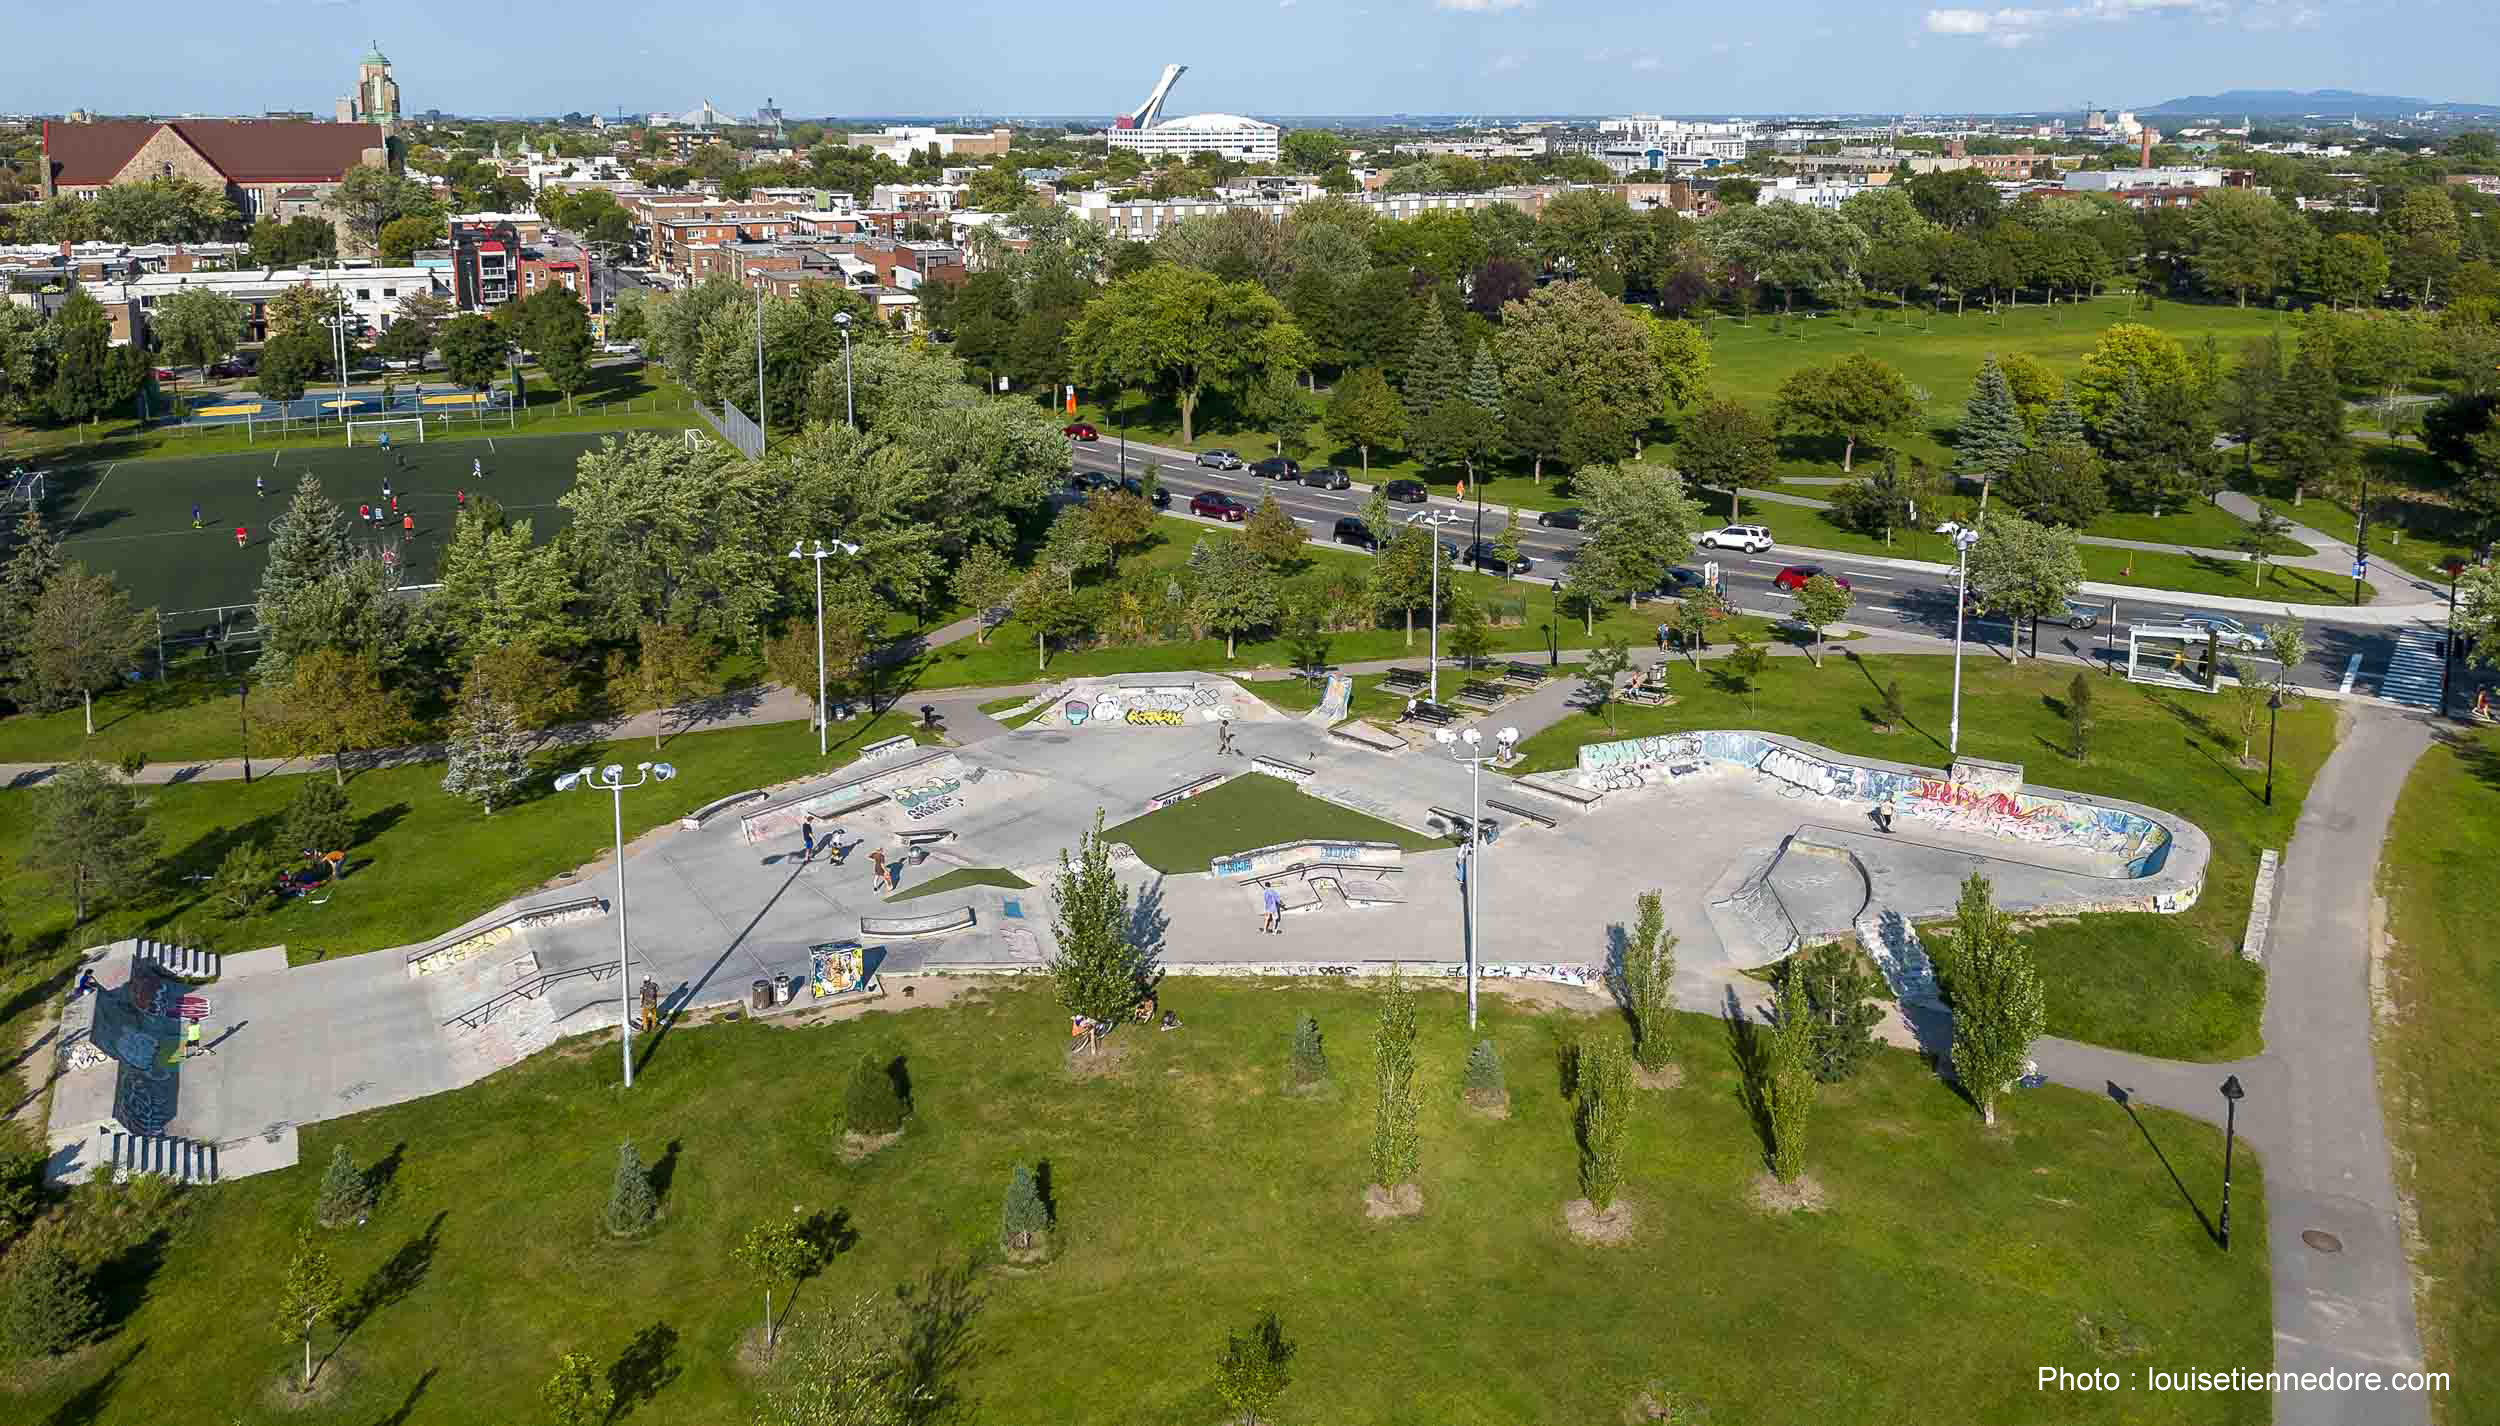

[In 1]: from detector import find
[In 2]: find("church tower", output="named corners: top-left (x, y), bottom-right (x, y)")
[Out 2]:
top-left (337, 42), bottom-right (401, 132)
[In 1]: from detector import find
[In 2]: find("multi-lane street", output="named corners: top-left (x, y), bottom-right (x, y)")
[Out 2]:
top-left (1066, 437), bottom-right (2448, 708)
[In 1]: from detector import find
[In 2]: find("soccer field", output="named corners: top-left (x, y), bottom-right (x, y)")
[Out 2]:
top-left (40, 431), bottom-right (630, 632)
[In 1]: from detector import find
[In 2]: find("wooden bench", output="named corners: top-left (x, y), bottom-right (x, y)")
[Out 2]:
top-left (1621, 685), bottom-right (1668, 706)
top-left (1502, 661), bottom-right (1547, 685)
top-left (1484, 798), bottom-right (1557, 829)
top-left (1380, 667), bottom-right (1430, 694)
top-left (1400, 700), bottom-right (1457, 728)
top-left (1453, 680), bottom-right (1506, 710)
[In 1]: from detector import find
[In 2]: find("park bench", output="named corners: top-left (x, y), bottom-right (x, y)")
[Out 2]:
top-left (1400, 701), bottom-right (1457, 728)
top-left (1502, 661), bottom-right (1547, 686)
top-left (1621, 684), bottom-right (1668, 707)
top-left (1453, 680), bottom-right (1507, 710)
top-left (1380, 667), bottom-right (1430, 694)
top-left (1484, 798), bottom-right (1557, 830)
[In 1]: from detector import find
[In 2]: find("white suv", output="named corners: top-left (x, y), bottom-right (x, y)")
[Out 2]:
top-left (1699, 524), bottom-right (1773, 553)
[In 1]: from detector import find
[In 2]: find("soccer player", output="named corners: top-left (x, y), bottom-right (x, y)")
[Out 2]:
top-left (191, 503), bottom-right (203, 530)
top-left (234, 525), bottom-right (248, 548)
top-left (255, 474), bottom-right (265, 499)
top-left (472, 456), bottom-right (483, 480)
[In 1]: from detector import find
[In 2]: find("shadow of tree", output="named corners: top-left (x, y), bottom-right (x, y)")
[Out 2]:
top-left (605, 1321), bottom-right (680, 1422)
top-left (1721, 984), bottom-right (1777, 1172)
top-left (893, 1258), bottom-right (987, 1424)
top-left (364, 1365), bottom-right (437, 1426)
top-left (648, 1140), bottom-right (680, 1209)
top-left (335, 1210), bottom-right (445, 1342)
top-left (42, 1338), bottom-right (146, 1426)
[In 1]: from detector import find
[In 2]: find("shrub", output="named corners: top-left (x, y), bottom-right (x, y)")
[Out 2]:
top-left (313, 1143), bottom-right (372, 1227)
top-left (1462, 1039), bottom-right (1505, 1100)
top-left (1575, 1036), bottom-right (1632, 1210)
top-left (1370, 974), bottom-right (1419, 1189)
top-left (999, 1163), bottom-right (1049, 1252)
top-left (843, 1052), bottom-right (909, 1136)
top-left (604, 1141), bottom-right (657, 1236)
top-left (278, 775), bottom-right (354, 856)
top-left (1287, 1015), bottom-right (1327, 1087)
top-left (0, 1232), bottom-right (98, 1360)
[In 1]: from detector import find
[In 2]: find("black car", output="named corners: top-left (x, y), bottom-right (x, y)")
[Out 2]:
top-left (1464, 541), bottom-right (1533, 575)
top-left (1248, 456), bottom-right (1300, 480)
top-left (1066, 469), bottom-right (1119, 493)
top-left (1383, 479), bottom-right (1428, 504)
top-left (1119, 474), bottom-right (1170, 509)
top-left (1297, 465), bottom-right (1351, 490)
top-left (1332, 516), bottom-right (1378, 550)
top-left (1657, 565), bottom-right (1706, 594)
top-left (1535, 507), bottom-right (1584, 530)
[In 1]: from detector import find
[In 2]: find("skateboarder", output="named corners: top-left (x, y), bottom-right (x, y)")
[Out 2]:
top-left (868, 846), bottom-right (888, 890)
top-left (1261, 885), bottom-right (1283, 934)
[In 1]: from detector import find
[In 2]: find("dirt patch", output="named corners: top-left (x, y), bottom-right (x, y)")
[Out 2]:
top-left (996, 1237), bottom-right (1054, 1270)
top-left (733, 1325), bottom-right (787, 1375)
top-left (1065, 1037), bottom-right (1134, 1079)
top-left (1462, 1088), bottom-right (1511, 1118)
top-left (1363, 1182), bottom-right (1425, 1219)
top-left (1631, 1063), bottom-right (1683, 1091)
top-left (1480, 979), bottom-right (1610, 1014)
top-left (262, 1352), bottom-right (356, 1411)
top-left (1281, 1075), bottom-right (1336, 1100)
top-left (1562, 1197), bottom-right (1637, 1245)
top-left (837, 1128), bottom-right (903, 1163)
top-left (1748, 1172), bottom-right (1828, 1216)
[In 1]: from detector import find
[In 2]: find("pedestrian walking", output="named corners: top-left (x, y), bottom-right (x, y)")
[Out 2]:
top-left (234, 525), bottom-right (248, 548)
top-left (1217, 721), bottom-right (1234, 757)
top-left (1261, 885), bottom-right (1283, 934)
top-left (191, 502), bottom-right (203, 530)
top-left (799, 817), bottom-right (817, 862)
top-left (1656, 622), bottom-right (1668, 652)
top-left (869, 846), bottom-right (888, 890)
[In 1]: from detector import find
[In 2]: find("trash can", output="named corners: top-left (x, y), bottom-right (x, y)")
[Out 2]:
top-left (750, 978), bottom-right (772, 1013)
top-left (777, 974), bottom-right (797, 1005)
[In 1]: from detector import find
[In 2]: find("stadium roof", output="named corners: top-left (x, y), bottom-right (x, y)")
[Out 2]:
top-left (1151, 113), bottom-right (1279, 133)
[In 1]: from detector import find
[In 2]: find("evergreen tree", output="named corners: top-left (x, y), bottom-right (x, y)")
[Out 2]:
top-left (842, 1052), bottom-right (909, 1135)
top-left (2092, 369), bottom-right (2154, 464)
top-left (999, 1162), bottom-right (1049, 1252)
top-left (604, 1141), bottom-right (658, 1236)
top-left (1796, 942), bottom-right (1883, 1085)
top-left (1048, 810), bottom-right (1147, 1029)
top-left (2067, 671), bottom-right (2094, 761)
top-left (1953, 356), bottom-right (2029, 498)
top-left (1287, 1014), bottom-right (1328, 1087)
top-left (1575, 1036), bottom-right (1632, 1211)
top-left (1321, 366), bottom-right (1408, 477)
top-left (0, 508), bottom-right (64, 681)
top-left (313, 1143), bottom-right (373, 1227)
top-left (1398, 300), bottom-right (1462, 431)
top-left (278, 775), bottom-right (354, 858)
top-left (0, 1233), bottom-right (99, 1360)
top-left (1462, 341), bottom-right (1505, 421)
top-left (1462, 1038), bottom-right (1505, 1102)
top-left (1762, 966), bottom-right (1818, 1182)
top-left (2035, 394), bottom-right (2088, 449)
top-left (1614, 889), bottom-right (1678, 1071)
top-left (1370, 970), bottom-right (1420, 1190)
top-left (440, 685), bottom-right (530, 815)
top-left (23, 759), bottom-right (153, 926)
top-left (540, 1351), bottom-right (617, 1426)
top-left (1213, 1308), bottom-right (1296, 1426)
top-left (252, 472), bottom-right (355, 682)
top-left (1945, 872), bottom-right (2046, 1127)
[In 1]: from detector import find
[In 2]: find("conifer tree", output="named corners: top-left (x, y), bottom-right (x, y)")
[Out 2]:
top-left (999, 1162), bottom-right (1049, 1252)
top-left (842, 1053), bottom-right (909, 1135)
top-left (1953, 356), bottom-right (2029, 501)
top-left (0, 1233), bottom-right (99, 1360)
top-left (1945, 872), bottom-right (2047, 1127)
top-left (1287, 1014), bottom-right (1328, 1088)
top-left (604, 1141), bottom-right (658, 1236)
top-left (314, 1143), bottom-right (373, 1227)
top-left (1463, 341), bottom-right (1506, 422)
top-left (440, 685), bottom-right (530, 815)
top-left (1462, 1038), bottom-right (1505, 1104)
top-left (1796, 941), bottom-right (1883, 1085)
top-left (1370, 971), bottom-right (1420, 1189)
top-left (1614, 889), bottom-right (1678, 1071)
top-left (253, 472), bottom-right (354, 681)
top-left (1398, 301), bottom-right (1462, 430)
top-left (1048, 810), bottom-right (1147, 1029)
top-left (2035, 393), bottom-right (2088, 450)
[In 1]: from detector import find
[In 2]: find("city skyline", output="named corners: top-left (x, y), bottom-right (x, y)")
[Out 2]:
top-left (3, 0), bottom-right (2495, 121)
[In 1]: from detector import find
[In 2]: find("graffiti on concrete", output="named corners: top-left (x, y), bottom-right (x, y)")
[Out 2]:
top-left (410, 898), bottom-right (607, 977)
top-left (1250, 756), bottom-right (1314, 787)
top-left (1316, 674), bottom-right (1352, 722)
top-left (1060, 683), bottom-right (1238, 729)
top-left (1898, 778), bottom-right (2170, 863)
top-left (1147, 773), bottom-right (1231, 812)
top-left (894, 775), bottom-right (962, 820)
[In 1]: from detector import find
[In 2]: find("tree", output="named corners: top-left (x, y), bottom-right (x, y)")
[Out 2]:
top-left (274, 1230), bottom-right (345, 1390)
top-left (1397, 299), bottom-right (1464, 430)
top-left (1831, 450), bottom-right (1942, 546)
top-left (625, 623), bottom-right (709, 749)
top-left (758, 1296), bottom-right (922, 1426)
top-left (1000, 1163), bottom-right (1050, 1254)
top-left (1321, 366), bottom-right (1406, 477)
top-left (1502, 376), bottom-right (1571, 484)
top-left (253, 327), bottom-right (324, 403)
top-left (737, 1218), bottom-right (825, 1355)
top-left (1796, 941), bottom-right (1883, 1084)
top-left (1415, 397), bottom-right (1506, 488)
top-left (842, 1051), bottom-right (910, 1136)
top-left (1577, 461), bottom-right (1705, 608)
top-left (1614, 889), bottom-right (1677, 1072)
top-left (1371, 970), bottom-right (1420, 1191)
top-left (1772, 354), bottom-right (1918, 472)
top-left (269, 647), bottom-right (405, 786)
top-left (1463, 1038), bottom-right (1505, 1103)
top-left (209, 838), bottom-right (281, 919)
top-left (1575, 1035), bottom-right (1632, 1211)
top-left (2269, 338), bottom-right (2349, 507)
top-left (1720, 631), bottom-right (1769, 713)
top-left (1645, 313), bottom-right (1713, 413)
top-left (1671, 588), bottom-right (1721, 667)
top-left (276, 775), bottom-right (354, 862)
top-left (324, 165), bottom-right (436, 256)
top-left (1491, 506), bottom-right (1525, 579)
top-left (605, 1141), bottom-right (658, 1236)
top-left (0, 1233), bottom-right (99, 1361)
top-left (1998, 442), bottom-right (2110, 529)
top-left (527, 285), bottom-right (597, 412)
top-left (1497, 280), bottom-right (1662, 447)
top-left (1066, 264), bottom-right (1306, 444)
top-left (22, 760), bottom-right (152, 926)
top-left (314, 1144), bottom-right (373, 1227)
top-left (1953, 356), bottom-right (2029, 502)
top-left (152, 286), bottom-right (244, 371)
top-left (1048, 810), bottom-right (1146, 1030)
top-left (2036, 393), bottom-right (2087, 450)
top-left (2067, 670), bottom-right (2094, 761)
top-left (1943, 872), bottom-right (2045, 1127)
top-left (440, 685), bottom-right (529, 815)
top-left (436, 312), bottom-right (509, 397)
top-left (2072, 322), bottom-right (2192, 429)
top-left (1965, 512), bottom-right (2084, 657)
top-left (540, 1351), bottom-right (617, 1426)
top-left (1244, 497), bottom-right (1305, 566)
top-left (46, 289), bottom-right (144, 423)
top-left (1237, 365), bottom-right (1315, 459)
top-left (1907, 167), bottom-right (2002, 231)
top-left (2307, 231), bottom-right (2391, 309)
top-left (23, 562), bottom-right (152, 732)
top-left (1288, 1014), bottom-right (1329, 1088)
top-left (1213, 1308), bottom-right (1296, 1426)
top-left (1792, 573), bottom-right (1854, 667)
top-left (939, 545), bottom-right (1020, 649)
top-left (1191, 538), bottom-right (1280, 657)
top-left (2388, 186), bottom-right (2463, 305)
top-left (1579, 634), bottom-right (1634, 730)
top-left (1444, 587), bottom-right (1491, 669)
top-left (1761, 963), bottom-right (1818, 1182)
top-left (376, 212), bottom-right (444, 265)
top-left (1674, 396), bottom-right (1777, 517)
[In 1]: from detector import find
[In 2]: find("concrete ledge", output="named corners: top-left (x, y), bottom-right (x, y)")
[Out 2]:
top-left (407, 895), bottom-right (607, 979)
top-left (1212, 838), bottom-right (1403, 880)
top-left (1485, 798), bottom-right (1558, 829)
top-left (1330, 719), bottom-right (1406, 753)
top-left (859, 905), bottom-right (977, 939)
top-left (858, 733), bottom-right (918, 763)
top-left (1250, 755), bottom-right (1315, 786)
top-left (2242, 848), bottom-right (2279, 962)
top-left (1146, 771), bottom-right (1232, 812)
top-left (739, 749), bottom-right (962, 844)
top-left (679, 787), bottom-right (767, 830)
top-left (1507, 772), bottom-right (1602, 807)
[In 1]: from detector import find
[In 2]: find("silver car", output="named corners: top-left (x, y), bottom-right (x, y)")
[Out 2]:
top-left (1195, 449), bottom-right (1243, 470)
top-left (2178, 613), bottom-right (2265, 651)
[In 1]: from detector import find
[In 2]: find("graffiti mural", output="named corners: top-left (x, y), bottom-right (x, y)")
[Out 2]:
top-left (894, 775), bottom-right (963, 820)
top-left (1058, 683), bottom-right (1240, 729)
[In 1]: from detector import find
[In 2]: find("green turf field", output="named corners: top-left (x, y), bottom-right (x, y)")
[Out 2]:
top-left (42, 431), bottom-right (635, 628)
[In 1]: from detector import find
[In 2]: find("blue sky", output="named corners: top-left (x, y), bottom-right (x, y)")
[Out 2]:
top-left (9, 0), bottom-right (2495, 119)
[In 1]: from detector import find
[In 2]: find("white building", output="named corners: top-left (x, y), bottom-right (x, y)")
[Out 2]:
top-left (2062, 167), bottom-right (2224, 192)
top-left (1753, 176), bottom-right (1861, 210)
top-left (843, 125), bottom-right (1013, 164)
top-left (1053, 185), bottom-right (1538, 242)
top-left (1102, 112), bottom-right (1281, 164)
top-left (87, 265), bottom-right (447, 343)
top-left (1390, 138), bottom-right (1550, 160)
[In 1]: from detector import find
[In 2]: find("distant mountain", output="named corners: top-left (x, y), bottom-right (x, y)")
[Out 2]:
top-left (2140, 89), bottom-right (2500, 119)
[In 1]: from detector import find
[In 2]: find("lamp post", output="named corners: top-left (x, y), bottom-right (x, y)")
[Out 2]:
top-left (2218, 1074), bottom-right (2245, 1250)
top-left (1433, 725), bottom-right (1518, 1032)
top-left (2351, 467), bottom-right (2370, 608)
top-left (1411, 510), bottom-right (1450, 704)
top-left (555, 760), bottom-right (677, 1088)
top-left (235, 682), bottom-right (252, 784)
top-left (787, 538), bottom-right (863, 758)
top-left (2264, 685), bottom-right (2283, 806)
top-left (1936, 521), bottom-right (1981, 756)
top-left (2441, 555), bottom-right (2467, 715)
top-left (833, 310), bottom-right (855, 430)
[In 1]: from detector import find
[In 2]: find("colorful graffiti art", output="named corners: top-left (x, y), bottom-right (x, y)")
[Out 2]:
top-left (1061, 698), bottom-right (1091, 726)
top-left (1125, 708), bottom-right (1184, 726)
top-left (894, 776), bottom-right (963, 820)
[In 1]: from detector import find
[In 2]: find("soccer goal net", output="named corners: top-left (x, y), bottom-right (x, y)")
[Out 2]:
top-left (345, 417), bottom-right (426, 446)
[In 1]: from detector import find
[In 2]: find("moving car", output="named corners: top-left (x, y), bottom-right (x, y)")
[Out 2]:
top-left (1248, 456), bottom-right (1299, 480)
top-left (1464, 542), bottom-right (1533, 574)
top-left (2177, 612), bottom-right (2266, 651)
top-left (1119, 474), bottom-right (1170, 508)
top-left (1190, 491), bottom-right (1247, 521)
top-left (1062, 423), bottom-right (1098, 441)
top-left (1195, 449), bottom-right (1243, 470)
top-left (209, 356), bottom-right (256, 378)
top-left (1536, 507), bottom-right (1584, 530)
top-left (602, 340), bottom-right (641, 356)
top-left (2055, 598), bottom-right (2101, 629)
top-left (1772, 564), bottom-right (1850, 593)
top-left (1383, 479), bottom-right (1429, 504)
top-left (1067, 470), bottom-right (1119, 493)
top-left (1297, 465), bottom-right (1351, 490)
top-left (1700, 524), bottom-right (1774, 553)
top-left (1332, 516), bottom-right (1378, 550)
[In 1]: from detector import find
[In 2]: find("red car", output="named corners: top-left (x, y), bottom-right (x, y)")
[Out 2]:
top-left (1190, 490), bottom-right (1247, 522)
top-left (1062, 423), bottom-right (1098, 441)
top-left (1773, 564), bottom-right (1850, 593)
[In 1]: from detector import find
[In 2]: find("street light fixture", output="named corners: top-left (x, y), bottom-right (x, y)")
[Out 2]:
top-left (788, 539), bottom-right (864, 757)
top-left (1936, 520), bottom-right (1982, 756)
top-left (2218, 1074), bottom-right (2246, 1250)
top-left (1433, 724), bottom-right (1518, 1031)
top-left (555, 759), bottom-right (678, 1088)
top-left (833, 310), bottom-right (855, 430)
top-left (234, 681), bottom-right (252, 784)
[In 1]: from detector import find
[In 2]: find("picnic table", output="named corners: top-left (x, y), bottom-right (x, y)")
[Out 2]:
top-left (1453, 680), bottom-right (1507, 709)
top-left (1400, 700), bottom-right (1457, 728)
top-left (1381, 667), bottom-right (1430, 693)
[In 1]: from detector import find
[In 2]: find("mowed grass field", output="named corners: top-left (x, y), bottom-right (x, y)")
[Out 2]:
top-left (0, 979), bottom-right (2270, 1426)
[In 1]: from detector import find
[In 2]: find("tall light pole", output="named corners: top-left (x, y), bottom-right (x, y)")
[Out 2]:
top-left (333, 285), bottom-right (351, 431)
top-left (1434, 724), bottom-right (1518, 1032)
top-left (1936, 521), bottom-right (1981, 756)
top-left (753, 281), bottom-right (767, 453)
top-left (1411, 510), bottom-right (1449, 703)
top-left (2218, 1074), bottom-right (2245, 1250)
top-left (834, 310), bottom-right (855, 430)
top-left (788, 538), bottom-right (863, 757)
top-left (556, 760), bottom-right (677, 1087)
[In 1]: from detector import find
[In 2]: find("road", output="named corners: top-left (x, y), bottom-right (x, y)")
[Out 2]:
top-left (1067, 438), bottom-right (2445, 707)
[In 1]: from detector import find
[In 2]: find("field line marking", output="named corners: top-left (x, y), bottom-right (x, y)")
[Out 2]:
top-left (70, 463), bottom-right (117, 524)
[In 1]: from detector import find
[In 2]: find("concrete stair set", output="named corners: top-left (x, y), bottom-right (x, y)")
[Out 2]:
top-left (132, 938), bottom-right (222, 980)
top-left (1855, 907), bottom-right (1943, 1008)
top-left (94, 1127), bottom-right (220, 1185)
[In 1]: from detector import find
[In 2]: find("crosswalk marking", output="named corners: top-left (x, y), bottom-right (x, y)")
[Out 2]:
top-left (2339, 654), bottom-right (2361, 694)
top-left (2376, 629), bottom-right (2446, 710)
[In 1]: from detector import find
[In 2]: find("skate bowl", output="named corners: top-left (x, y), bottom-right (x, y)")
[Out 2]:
top-left (738, 750), bottom-right (972, 844)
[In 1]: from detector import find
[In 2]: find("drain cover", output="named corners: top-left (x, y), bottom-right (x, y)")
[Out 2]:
top-left (2302, 1229), bottom-right (2344, 1253)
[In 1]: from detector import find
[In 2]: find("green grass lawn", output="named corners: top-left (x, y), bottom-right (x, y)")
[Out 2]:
top-left (1512, 649), bottom-right (2324, 1061)
top-left (0, 711), bottom-right (940, 967)
top-left (887, 866), bottom-right (1032, 902)
top-left (1103, 773), bottom-right (1442, 872)
top-left (0, 978), bottom-right (2270, 1426)
top-left (2376, 725), bottom-right (2500, 1424)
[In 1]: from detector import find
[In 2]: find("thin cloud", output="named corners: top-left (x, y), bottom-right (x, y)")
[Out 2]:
top-left (1487, 51), bottom-right (1525, 73)
top-left (1923, 0), bottom-right (2290, 47)
top-left (1436, 0), bottom-right (1532, 11)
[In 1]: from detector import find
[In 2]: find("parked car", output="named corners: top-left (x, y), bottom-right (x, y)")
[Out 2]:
top-left (2055, 598), bottom-right (2101, 629)
top-left (1062, 422), bottom-right (1098, 441)
top-left (381, 356), bottom-right (423, 371)
top-left (1657, 566), bottom-right (1706, 594)
top-left (1297, 465), bottom-right (1351, 490)
top-left (1536, 507), bottom-right (1584, 530)
top-left (1190, 490), bottom-right (1247, 521)
top-left (209, 356), bottom-right (256, 378)
top-left (1195, 448), bottom-right (1243, 470)
top-left (602, 340), bottom-right (641, 356)
top-left (1119, 474), bottom-right (1170, 508)
top-left (1332, 516), bottom-right (1378, 550)
top-left (1383, 478), bottom-right (1429, 504)
top-left (1700, 524), bottom-right (1774, 553)
top-left (1772, 564), bottom-right (1850, 593)
top-left (151, 367), bottom-right (177, 382)
top-left (1248, 456), bottom-right (1299, 480)
top-left (2177, 612), bottom-right (2266, 651)
top-left (1067, 470), bottom-right (1119, 493)
top-left (1464, 541), bottom-right (1533, 575)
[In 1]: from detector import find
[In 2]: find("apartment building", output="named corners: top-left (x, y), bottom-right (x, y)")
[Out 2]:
top-left (84, 265), bottom-right (444, 345)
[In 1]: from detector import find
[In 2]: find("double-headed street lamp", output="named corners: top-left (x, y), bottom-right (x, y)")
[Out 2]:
top-left (556, 760), bottom-right (677, 1088)
top-left (1936, 520), bottom-right (1983, 756)
top-left (788, 539), bottom-right (864, 758)
top-left (2218, 1074), bottom-right (2246, 1250)
top-left (1434, 724), bottom-right (1519, 1032)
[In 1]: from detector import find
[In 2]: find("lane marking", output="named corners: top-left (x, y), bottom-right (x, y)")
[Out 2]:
top-left (70, 462), bottom-right (117, 524)
top-left (1837, 569), bottom-right (1895, 581)
top-left (2339, 653), bottom-right (2361, 693)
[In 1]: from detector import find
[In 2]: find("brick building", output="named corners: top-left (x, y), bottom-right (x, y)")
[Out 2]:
top-left (38, 118), bottom-right (396, 244)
